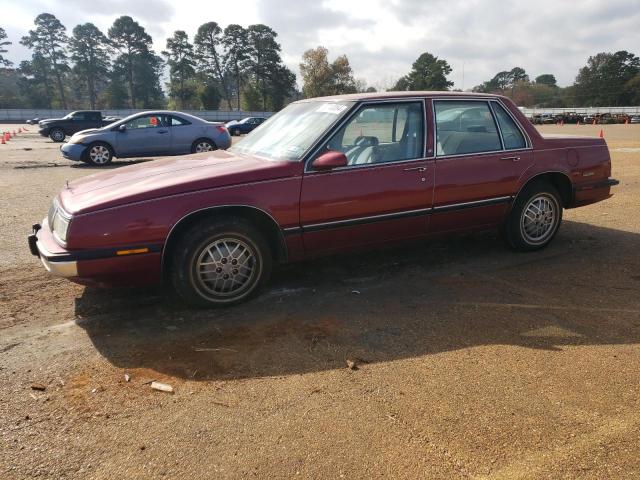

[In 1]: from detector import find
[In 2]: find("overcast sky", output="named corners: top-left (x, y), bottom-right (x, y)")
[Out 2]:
top-left (3, 0), bottom-right (640, 90)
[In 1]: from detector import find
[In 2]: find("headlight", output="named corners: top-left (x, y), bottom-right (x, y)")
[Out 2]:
top-left (69, 136), bottom-right (86, 145)
top-left (49, 198), bottom-right (72, 243)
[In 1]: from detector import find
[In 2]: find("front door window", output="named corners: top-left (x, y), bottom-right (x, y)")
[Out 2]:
top-left (324, 102), bottom-right (424, 166)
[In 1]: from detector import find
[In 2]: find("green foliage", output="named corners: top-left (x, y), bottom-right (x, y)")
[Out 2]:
top-left (194, 22), bottom-right (229, 106)
top-left (198, 82), bottom-right (222, 110)
top-left (0, 68), bottom-right (28, 107)
top-left (69, 23), bottom-right (111, 109)
top-left (163, 30), bottom-right (197, 109)
top-left (574, 51), bottom-right (640, 106)
top-left (0, 27), bottom-right (12, 67)
top-left (299, 46), bottom-right (357, 97)
top-left (108, 16), bottom-right (164, 108)
top-left (17, 54), bottom-right (55, 108)
top-left (393, 52), bottom-right (453, 91)
top-left (101, 78), bottom-right (128, 108)
top-left (535, 74), bottom-right (557, 87)
top-left (241, 81), bottom-right (262, 110)
top-left (222, 24), bottom-right (249, 110)
top-left (20, 13), bottom-right (70, 108)
top-left (244, 24), bottom-right (294, 110)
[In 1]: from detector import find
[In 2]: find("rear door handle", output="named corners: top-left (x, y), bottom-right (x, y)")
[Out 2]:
top-left (404, 166), bottom-right (427, 172)
top-left (500, 156), bottom-right (520, 161)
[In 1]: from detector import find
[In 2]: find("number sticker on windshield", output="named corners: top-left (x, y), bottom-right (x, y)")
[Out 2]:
top-left (316, 103), bottom-right (349, 115)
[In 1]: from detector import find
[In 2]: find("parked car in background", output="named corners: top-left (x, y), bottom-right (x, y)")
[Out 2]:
top-left (531, 113), bottom-right (556, 125)
top-left (29, 92), bottom-right (618, 307)
top-left (26, 117), bottom-right (42, 125)
top-left (630, 115), bottom-right (640, 124)
top-left (225, 117), bottom-right (267, 136)
top-left (60, 111), bottom-right (231, 166)
top-left (38, 111), bottom-right (118, 142)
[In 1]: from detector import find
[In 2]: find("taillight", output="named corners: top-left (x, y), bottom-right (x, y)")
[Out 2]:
top-left (216, 126), bottom-right (227, 134)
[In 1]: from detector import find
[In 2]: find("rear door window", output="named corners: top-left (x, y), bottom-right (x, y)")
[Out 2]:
top-left (434, 101), bottom-right (502, 156)
top-left (491, 102), bottom-right (527, 150)
top-left (170, 116), bottom-right (190, 126)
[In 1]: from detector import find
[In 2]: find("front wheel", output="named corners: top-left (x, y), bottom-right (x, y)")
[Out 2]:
top-left (170, 218), bottom-right (272, 307)
top-left (49, 128), bottom-right (65, 142)
top-left (85, 142), bottom-right (113, 166)
top-left (504, 181), bottom-right (563, 251)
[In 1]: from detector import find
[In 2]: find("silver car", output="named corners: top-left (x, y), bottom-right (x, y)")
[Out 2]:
top-left (60, 111), bottom-right (232, 166)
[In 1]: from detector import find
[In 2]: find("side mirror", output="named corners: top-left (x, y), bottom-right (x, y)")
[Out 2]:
top-left (312, 150), bottom-right (348, 170)
top-left (118, 124), bottom-right (126, 132)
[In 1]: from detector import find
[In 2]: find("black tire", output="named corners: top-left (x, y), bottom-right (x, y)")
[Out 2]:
top-left (504, 181), bottom-right (563, 252)
top-left (84, 142), bottom-right (113, 166)
top-left (49, 128), bottom-right (65, 142)
top-left (171, 218), bottom-right (272, 307)
top-left (191, 138), bottom-right (217, 154)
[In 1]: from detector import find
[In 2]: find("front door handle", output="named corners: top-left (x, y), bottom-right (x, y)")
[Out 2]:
top-left (500, 156), bottom-right (520, 161)
top-left (404, 166), bottom-right (427, 172)
top-left (157, 130), bottom-right (168, 134)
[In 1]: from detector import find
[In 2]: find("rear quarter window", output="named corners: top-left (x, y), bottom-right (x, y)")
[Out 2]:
top-left (491, 102), bottom-right (527, 150)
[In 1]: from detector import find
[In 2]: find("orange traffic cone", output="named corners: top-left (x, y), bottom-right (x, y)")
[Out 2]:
top-left (577, 120), bottom-right (581, 126)
top-left (18, 128), bottom-right (22, 133)
top-left (599, 129), bottom-right (604, 138)
top-left (1, 135), bottom-right (5, 145)
top-left (592, 119), bottom-right (596, 125)
top-left (12, 130), bottom-right (16, 136)
top-left (560, 120), bottom-right (564, 126)
top-left (5, 132), bottom-right (10, 141)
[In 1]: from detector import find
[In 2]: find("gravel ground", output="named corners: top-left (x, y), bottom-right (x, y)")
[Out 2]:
top-left (1, 123), bottom-right (639, 479)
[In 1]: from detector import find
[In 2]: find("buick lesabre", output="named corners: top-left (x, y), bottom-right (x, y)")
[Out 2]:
top-left (28, 92), bottom-right (618, 306)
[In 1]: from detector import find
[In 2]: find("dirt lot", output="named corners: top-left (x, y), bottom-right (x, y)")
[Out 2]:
top-left (1, 123), bottom-right (639, 479)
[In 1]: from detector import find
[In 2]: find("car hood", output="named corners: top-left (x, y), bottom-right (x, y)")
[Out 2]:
top-left (40, 117), bottom-right (64, 124)
top-left (74, 128), bottom-right (102, 136)
top-left (59, 150), bottom-right (301, 215)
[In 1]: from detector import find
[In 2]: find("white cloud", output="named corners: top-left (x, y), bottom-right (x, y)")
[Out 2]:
top-left (3, 0), bottom-right (639, 90)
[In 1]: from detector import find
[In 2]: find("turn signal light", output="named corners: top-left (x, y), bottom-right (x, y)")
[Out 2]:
top-left (116, 248), bottom-right (149, 256)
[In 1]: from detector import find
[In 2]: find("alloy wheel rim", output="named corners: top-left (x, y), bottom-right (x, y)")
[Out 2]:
top-left (520, 194), bottom-right (558, 245)
top-left (196, 142), bottom-right (213, 153)
top-left (90, 146), bottom-right (110, 164)
top-left (195, 237), bottom-right (257, 298)
top-left (52, 131), bottom-right (63, 141)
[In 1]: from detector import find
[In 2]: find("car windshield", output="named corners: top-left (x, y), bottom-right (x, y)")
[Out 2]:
top-left (230, 101), bottom-right (353, 161)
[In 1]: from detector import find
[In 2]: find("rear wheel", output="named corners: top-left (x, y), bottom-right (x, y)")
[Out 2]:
top-left (231, 128), bottom-right (241, 136)
top-left (85, 142), bottom-right (113, 166)
top-left (170, 218), bottom-right (272, 307)
top-left (504, 181), bottom-right (563, 251)
top-left (49, 128), bottom-right (65, 142)
top-left (191, 138), bottom-right (216, 153)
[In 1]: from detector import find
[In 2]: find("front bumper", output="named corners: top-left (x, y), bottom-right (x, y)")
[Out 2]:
top-left (28, 221), bottom-right (164, 287)
top-left (60, 143), bottom-right (87, 161)
top-left (38, 127), bottom-right (50, 137)
top-left (28, 223), bottom-right (78, 277)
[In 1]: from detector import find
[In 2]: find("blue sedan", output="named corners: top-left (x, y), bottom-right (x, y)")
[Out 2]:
top-left (60, 111), bottom-right (232, 166)
top-left (225, 117), bottom-right (267, 136)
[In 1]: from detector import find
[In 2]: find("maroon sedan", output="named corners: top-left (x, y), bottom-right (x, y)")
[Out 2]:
top-left (29, 92), bottom-right (618, 307)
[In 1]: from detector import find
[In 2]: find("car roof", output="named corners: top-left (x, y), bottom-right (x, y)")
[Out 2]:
top-left (294, 91), bottom-right (509, 103)
top-left (123, 110), bottom-right (207, 123)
